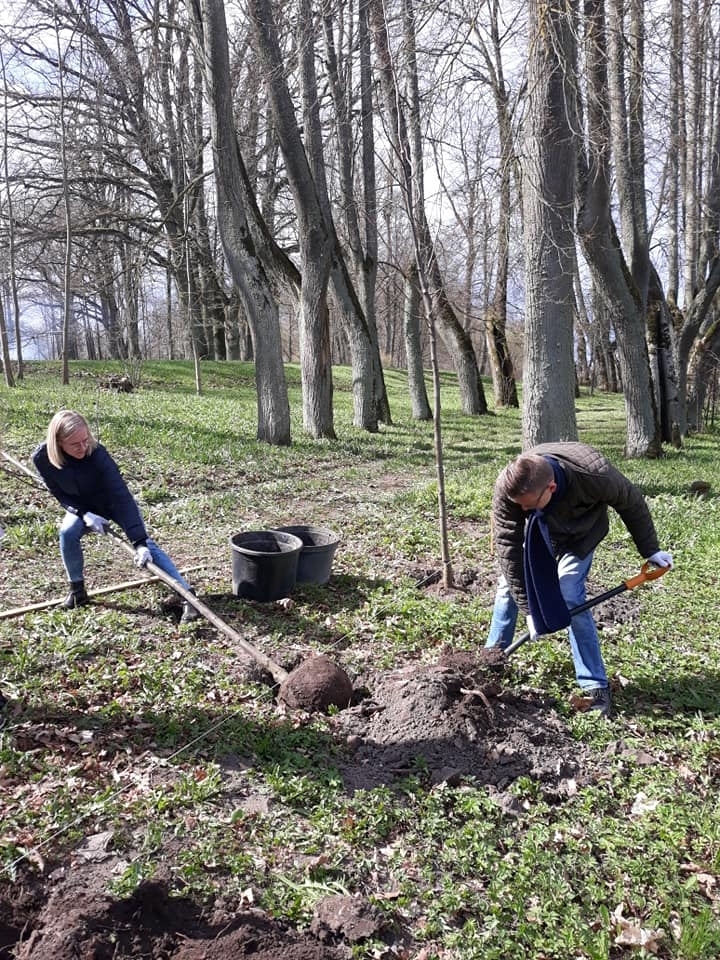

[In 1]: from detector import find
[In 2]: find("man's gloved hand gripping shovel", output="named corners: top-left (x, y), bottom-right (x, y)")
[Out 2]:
top-left (503, 562), bottom-right (670, 657)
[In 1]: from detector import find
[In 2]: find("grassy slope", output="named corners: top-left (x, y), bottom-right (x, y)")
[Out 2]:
top-left (1, 361), bottom-right (719, 959)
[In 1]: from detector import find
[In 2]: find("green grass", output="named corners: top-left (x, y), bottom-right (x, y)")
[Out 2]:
top-left (1, 360), bottom-right (720, 958)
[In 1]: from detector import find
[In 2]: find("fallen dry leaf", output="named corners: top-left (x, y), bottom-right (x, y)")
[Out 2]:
top-left (569, 692), bottom-right (594, 712)
top-left (630, 791), bottom-right (659, 816)
top-left (612, 903), bottom-right (664, 953)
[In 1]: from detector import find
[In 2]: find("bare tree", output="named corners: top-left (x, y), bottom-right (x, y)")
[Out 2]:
top-left (521, 0), bottom-right (578, 446)
top-left (368, 0), bottom-right (488, 418)
top-left (53, 4), bottom-right (78, 384)
top-left (577, 0), bottom-right (659, 456)
top-left (468, 0), bottom-right (520, 408)
top-left (0, 284), bottom-right (15, 386)
top-left (246, 0), bottom-right (335, 438)
top-left (194, 0), bottom-right (291, 444)
top-left (322, 0), bottom-right (390, 426)
top-left (668, 0), bottom-right (720, 432)
top-left (403, 261), bottom-right (432, 419)
top-left (0, 45), bottom-right (21, 382)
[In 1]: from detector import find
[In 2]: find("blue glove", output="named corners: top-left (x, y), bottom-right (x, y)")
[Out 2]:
top-left (648, 551), bottom-right (673, 568)
top-left (83, 512), bottom-right (108, 534)
top-left (134, 545), bottom-right (152, 568)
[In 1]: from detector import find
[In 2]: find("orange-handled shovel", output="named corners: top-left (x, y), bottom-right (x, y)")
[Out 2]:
top-left (504, 562), bottom-right (670, 657)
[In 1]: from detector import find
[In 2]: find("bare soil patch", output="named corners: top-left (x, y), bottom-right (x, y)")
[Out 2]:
top-left (1, 472), bottom-right (640, 959)
top-left (1, 640), bottom-right (616, 959)
top-left (6, 870), bottom-right (352, 960)
top-left (329, 647), bottom-right (598, 801)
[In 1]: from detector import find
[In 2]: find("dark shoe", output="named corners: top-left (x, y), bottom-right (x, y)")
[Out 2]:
top-left (63, 580), bottom-right (90, 609)
top-left (180, 599), bottom-right (201, 623)
top-left (586, 687), bottom-right (612, 718)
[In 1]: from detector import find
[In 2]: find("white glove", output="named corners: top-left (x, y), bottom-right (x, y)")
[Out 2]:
top-left (134, 545), bottom-right (152, 568)
top-left (83, 512), bottom-right (108, 534)
top-left (526, 614), bottom-right (538, 640)
top-left (648, 551), bottom-right (673, 568)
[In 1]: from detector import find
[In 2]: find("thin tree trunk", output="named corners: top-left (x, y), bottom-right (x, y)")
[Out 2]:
top-left (0, 46), bottom-right (20, 382)
top-left (368, 0), bottom-right (487, 417)
top-left (0, 285), bottom-right (15, 387)
top-left (248, 0), bottom-right (335, 439)
top-left (578, 0), bottom-right (659, 457)
top-left (54, 9), bottom-right (75, 383)
top-left (322, 0), bottom-right (390, 428)
top-left (403, 262), bottom-right (432, 420)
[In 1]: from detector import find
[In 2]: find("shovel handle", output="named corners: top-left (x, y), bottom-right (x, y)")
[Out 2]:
top-left (502, 562), bottom-right (670, 658)
top-left (103, 525), bottom-right (289, 684)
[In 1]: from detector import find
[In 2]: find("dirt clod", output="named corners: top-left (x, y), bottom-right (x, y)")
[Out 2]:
top-left (311, 894), bottom-right (382, 943)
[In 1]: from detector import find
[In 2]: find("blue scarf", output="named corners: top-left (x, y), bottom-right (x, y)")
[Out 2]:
top-left (523, 458), bottom-right (571, 635)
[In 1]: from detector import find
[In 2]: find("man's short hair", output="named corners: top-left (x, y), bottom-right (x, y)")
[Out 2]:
top-left (498, 454), bottom-right (553, 499)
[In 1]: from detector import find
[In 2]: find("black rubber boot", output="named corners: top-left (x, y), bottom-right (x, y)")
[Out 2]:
top-left (63, 580), bottom-right (90, 609)
top-left (180, 592), bottom-right (200, 623)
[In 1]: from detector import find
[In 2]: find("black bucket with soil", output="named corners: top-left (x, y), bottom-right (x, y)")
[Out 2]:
top-left (231, 530), bottom-right (303, 601)
top-left (275, 525), bottom-right (340, 585)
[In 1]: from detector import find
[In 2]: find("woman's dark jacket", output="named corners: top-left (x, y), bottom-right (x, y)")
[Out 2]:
top-left (33, 442), bottom-right (148, 545)
top-left (492, 442), bottom-right (660, 612)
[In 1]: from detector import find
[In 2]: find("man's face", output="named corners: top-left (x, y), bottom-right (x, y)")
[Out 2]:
top-left (512, 481), bottom-right (556, 512)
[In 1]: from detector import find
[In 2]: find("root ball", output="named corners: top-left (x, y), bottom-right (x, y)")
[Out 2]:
top-left (279, 655), bottom-right (353, 713)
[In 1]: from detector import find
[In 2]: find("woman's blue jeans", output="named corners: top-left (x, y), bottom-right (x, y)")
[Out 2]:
top-left (485, 550), bottom-right (608, 690)
top-left (59, 512), bottom-right (192, 590)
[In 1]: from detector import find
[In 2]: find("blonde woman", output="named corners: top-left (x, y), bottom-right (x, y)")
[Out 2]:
top-left (33, 410), bottom-right (198, 620)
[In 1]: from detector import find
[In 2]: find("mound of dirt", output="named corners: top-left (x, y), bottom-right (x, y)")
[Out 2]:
top-left (2, 649), bottom-right (604, 959)
top-left (8, 874), bottom-right (352, 960)
top-left (330, 647), bottom-right (601, 800)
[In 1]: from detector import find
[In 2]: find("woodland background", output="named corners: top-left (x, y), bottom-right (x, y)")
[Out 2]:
top-left (0, 0), bottom-right (719, 455)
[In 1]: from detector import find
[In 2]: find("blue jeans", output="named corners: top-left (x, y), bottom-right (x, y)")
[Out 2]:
top-left (485, 550), bottom-right (608, 690)
top-left (59, 512), bottom-right (192, 590)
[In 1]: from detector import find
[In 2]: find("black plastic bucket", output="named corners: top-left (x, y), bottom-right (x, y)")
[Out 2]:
top-left (275, 525), bottom-right (340, 585)
top-left (230, 530), bottom-right (303, 601)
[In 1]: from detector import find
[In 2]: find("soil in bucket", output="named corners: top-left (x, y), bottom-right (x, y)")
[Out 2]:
top-left (275, 525), bottom-right (340, 585)
top-left (231, 530), bottom-right (303, 602)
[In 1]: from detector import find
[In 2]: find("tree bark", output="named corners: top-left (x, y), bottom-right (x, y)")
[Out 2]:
top-left (248, 0), bottom-right (335, 439)
top-left (322, 0), bottom-right (390, 428)
top-left (196, 0), bottom-right (291, 445)
top-left (578, 0), bottom-right (659, 457)
top-left (521, 0), bottom-right (578, 447)
top-left (368, 0), bottom-right (487, 417)
top-left (403, 262), bottom-right (432, 420)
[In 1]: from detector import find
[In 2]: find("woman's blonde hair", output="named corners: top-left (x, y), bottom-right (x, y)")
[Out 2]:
top-left (46, 410), bottom-right (98, 468)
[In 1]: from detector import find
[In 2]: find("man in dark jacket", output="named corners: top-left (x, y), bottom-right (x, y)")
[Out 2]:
top-left (485, 442), bottom-right (672, 717)
top-left (33, 409), bottom-right (199, 621)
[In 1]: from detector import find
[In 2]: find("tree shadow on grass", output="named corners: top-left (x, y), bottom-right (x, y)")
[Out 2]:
top-left (619, 672), bottom-right (720, 719)
top-left (197, 573), bottom-right (394, 649)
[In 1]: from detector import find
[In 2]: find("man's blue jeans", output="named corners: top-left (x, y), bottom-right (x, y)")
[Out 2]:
top-left (485, 550), bottom-right (608, 690)
top-left (59, 512), bottom-right (192, 590)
